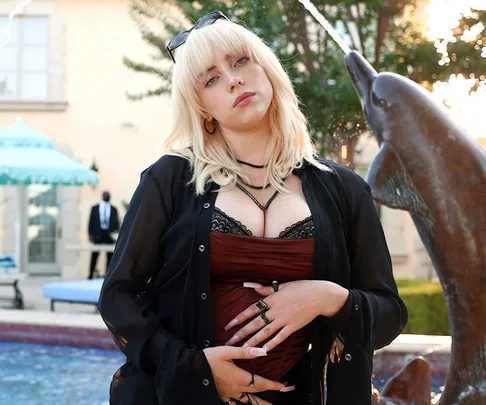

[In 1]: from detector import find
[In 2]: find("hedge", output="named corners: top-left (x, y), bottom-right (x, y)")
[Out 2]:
top-left (396, 279), bottom-right (450, 336)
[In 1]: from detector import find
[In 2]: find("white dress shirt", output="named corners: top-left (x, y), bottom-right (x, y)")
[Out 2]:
top-left (99, 201), bottom-right (111, 230)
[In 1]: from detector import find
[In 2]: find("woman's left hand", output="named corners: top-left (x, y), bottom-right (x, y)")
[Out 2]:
top-left (224, 280), bottom-right (349, 352)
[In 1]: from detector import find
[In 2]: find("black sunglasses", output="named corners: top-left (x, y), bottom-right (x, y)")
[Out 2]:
top-left (167, 10), bottom-right (230, 63)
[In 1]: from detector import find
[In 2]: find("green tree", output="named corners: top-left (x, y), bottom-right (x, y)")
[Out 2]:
top-left (123, 0), bottom-right (480, 167)
top-left (438, 8), bottom-right (486, 89)
top-left (384, 6), bottom-right (486, 89)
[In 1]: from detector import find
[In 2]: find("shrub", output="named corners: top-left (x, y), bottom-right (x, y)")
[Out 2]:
top-left (396, 279), bottom-right (450, 335)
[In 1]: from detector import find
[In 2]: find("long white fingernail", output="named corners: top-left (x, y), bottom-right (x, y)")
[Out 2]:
top-left (227, 335), bottom-right (240, 345)
top-left (280, 386), bottom-right (295, 392)
top-left (224, 318), bottom-right (238, 331)
top-left (249, 348), bottom-right (267, 357)
top-left (243, 282), bottom-right (263, 288)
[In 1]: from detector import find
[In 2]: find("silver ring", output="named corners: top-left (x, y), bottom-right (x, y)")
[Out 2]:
top-left (260, 311), bottom-right (271, 325)
top-left (256, 298), bottom-right (268, 311)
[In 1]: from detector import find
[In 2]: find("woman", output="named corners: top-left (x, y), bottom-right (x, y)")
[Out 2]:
top-left (98, 10), bottom-right (407, 405)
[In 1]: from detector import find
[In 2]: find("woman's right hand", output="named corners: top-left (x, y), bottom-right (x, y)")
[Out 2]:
top-left (203, 346), bottom-right (293, 405)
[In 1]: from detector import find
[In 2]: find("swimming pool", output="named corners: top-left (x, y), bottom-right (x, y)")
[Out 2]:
top-left (0, 341), bottom-right (445, 404)
top-left (0, 342), bottom-right (124, 405)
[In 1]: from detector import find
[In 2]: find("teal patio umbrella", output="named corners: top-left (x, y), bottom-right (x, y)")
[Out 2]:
top-left (0, 118), bottom-right (99, 273)
top-left (0, 118), bottom-right (99, 186)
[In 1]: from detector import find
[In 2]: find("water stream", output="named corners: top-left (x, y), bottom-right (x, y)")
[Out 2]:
top-left (297, 0), bottom-right (352, 55)
top-left (0, 0), bottom-right (33, 49)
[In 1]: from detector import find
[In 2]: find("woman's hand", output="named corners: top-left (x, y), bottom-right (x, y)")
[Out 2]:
top-left (203, 346), bottom-right (294, 405)
top-left (224, 280), bottom-right (349, 352)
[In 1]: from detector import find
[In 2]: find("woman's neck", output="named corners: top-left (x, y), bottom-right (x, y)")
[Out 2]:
top-left (224, 127), bottom-right (271, 166)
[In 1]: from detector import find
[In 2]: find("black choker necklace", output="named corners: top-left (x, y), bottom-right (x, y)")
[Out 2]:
top-left (239, 178), bottom-right (271, 190)
top-left (236, 159), bottom-right (268, 169)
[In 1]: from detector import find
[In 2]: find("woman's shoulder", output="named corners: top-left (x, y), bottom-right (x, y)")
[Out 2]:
top-left (142, 151), bottom-right (192, 184)
top-left (312, 157), bottom-right (370, 196)
top-left (308, 157), bottom-right (372, 222)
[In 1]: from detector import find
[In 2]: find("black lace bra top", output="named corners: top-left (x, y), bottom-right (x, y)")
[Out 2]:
top-left (210, 207), bottom-right (315, 239)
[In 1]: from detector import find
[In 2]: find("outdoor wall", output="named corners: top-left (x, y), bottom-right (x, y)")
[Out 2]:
top-left (0, 0), bottom-right (174, 277)
top-left (0, 188), bottom-right (9, 256)
top-left (1, 186), bottom-right (17, 257)
top-left (2, 0), bottom-right (478, 280)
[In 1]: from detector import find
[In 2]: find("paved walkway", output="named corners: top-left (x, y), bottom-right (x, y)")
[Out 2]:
top-left (0, 276), bottom-right (452, 356)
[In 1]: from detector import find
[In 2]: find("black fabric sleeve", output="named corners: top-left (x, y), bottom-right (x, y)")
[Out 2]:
top-left (112, 207), bottom-right (120, 232)
top-left (98, 157), bottom-right (220, 404)
top-left (323, 183), bottom-right (408, 350)
top-left (88, 207), bottom-right (95, 237)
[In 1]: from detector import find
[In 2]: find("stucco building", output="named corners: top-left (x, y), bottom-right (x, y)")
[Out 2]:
top-left (0, 0), bottom-right (483, 280)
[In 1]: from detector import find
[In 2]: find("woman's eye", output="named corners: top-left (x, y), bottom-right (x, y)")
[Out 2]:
top-left (236, 57), bottom-right (248, 66)
top-left (206, 77), bottom-right (218, 87)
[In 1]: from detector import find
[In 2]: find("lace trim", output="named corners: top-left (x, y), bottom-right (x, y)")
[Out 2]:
top-left (279, 216), bottom-right (314, 239)
top-left (211, 207), bottom-right (253, 236)
top-left (211, 208), bottom-right (315, 239)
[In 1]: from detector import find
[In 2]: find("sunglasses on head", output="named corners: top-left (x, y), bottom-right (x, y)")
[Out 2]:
top-left (167, 10), bottom-right (230, 63)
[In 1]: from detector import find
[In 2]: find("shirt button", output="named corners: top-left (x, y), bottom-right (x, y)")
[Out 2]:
top-left (344, 353), bottom-right (352, 361)
top-left (204, 340), bottom-right (211, 347)
top-left (203, 203), bottom-right (210, 209)
top-left (198, 245), bottom-right (205, 252)
top-left (201, 293), bottom-right (207, 300)
top-left (202, 378), bottom-right (210, 386)
top-left (354, 304), bottom-right (359, 310)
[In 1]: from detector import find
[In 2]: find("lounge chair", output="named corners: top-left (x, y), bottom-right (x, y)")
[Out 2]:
top-left (42, 278), bottom-right (104, 311)
top-left (0, 254), bottom-right (25, 309)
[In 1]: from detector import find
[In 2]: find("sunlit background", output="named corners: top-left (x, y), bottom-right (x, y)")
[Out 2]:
top-left (427, 0), bottom-right (486, 141)
top-left (0, 1), bottom-right (485, 404)
top-left (0, 0), bottom-right (484, 142)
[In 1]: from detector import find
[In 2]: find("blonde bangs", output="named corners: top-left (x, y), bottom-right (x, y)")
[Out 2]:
top-left (176, 21), bottom-right (256, 109)
top-left (164, 19), bottom-right (330, 195)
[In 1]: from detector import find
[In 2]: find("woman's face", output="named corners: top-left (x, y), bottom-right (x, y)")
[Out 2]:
top-left (197, 49), bottom-right (273, 132)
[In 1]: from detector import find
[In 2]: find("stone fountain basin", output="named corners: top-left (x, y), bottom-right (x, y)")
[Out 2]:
top-left (374, 334), bottom-right (451, 377)
top-left (0, 310), bottom-right (451, 374)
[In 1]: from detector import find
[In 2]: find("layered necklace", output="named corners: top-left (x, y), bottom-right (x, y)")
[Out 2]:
top-left (236, 159), bottom-right (270, 190)
top-left (235, 159), bottom-right (280, 236)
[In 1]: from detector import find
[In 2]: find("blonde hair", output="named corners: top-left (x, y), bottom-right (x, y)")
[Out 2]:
top-left (164, 18), bottom-right (329, 194)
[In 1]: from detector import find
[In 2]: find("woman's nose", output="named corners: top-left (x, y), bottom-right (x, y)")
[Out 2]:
top-left (229, 76), bottom-right (244, 91)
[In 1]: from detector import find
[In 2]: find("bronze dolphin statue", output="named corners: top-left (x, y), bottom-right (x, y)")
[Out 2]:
top-left (345, 50), bottom-right (486, 405)
top-left (372, 357), bottom-right (431, 405)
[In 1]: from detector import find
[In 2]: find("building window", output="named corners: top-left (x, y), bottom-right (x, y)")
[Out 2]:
top-left (0, 16), bottom-right (49, 101)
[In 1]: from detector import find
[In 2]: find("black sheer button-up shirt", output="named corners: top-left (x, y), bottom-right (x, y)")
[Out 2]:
top-left (98, 154), bottom-right (407, 405)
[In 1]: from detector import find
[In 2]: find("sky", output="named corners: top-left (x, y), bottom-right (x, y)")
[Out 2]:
top-left (425, 0), bottom-right (486, 140)
top-left (426, 0), bottom-right (486, 41)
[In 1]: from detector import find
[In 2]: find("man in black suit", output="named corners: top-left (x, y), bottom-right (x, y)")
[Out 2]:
top-left (88, 191), bottom-right (120, 279)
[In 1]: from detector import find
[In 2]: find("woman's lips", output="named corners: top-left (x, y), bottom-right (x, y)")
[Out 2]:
top-left (234, 92), bottom-right (256, 108)
top-left (235, 94), bottom-right (255, 108)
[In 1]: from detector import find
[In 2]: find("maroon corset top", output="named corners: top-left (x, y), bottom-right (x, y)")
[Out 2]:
top-left (210, 208), bottom-right (315, 381)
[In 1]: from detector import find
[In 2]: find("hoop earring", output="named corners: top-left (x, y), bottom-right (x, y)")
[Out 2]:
top-left (204, 119), bottom-right (216, 135)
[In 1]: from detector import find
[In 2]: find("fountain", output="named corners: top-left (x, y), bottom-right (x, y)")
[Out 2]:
top-left (299, 1), bottom-right (486, 404)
